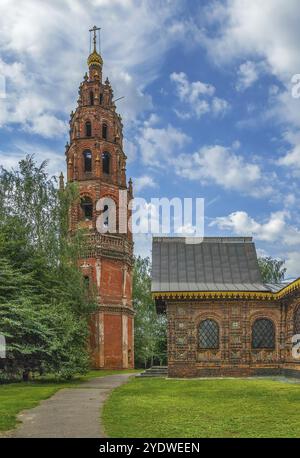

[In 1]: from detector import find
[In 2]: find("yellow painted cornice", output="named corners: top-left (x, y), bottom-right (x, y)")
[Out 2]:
top-left (152, 277), bottom-right (300, 302)
top-left (276, 277), bottom-right (300, 299)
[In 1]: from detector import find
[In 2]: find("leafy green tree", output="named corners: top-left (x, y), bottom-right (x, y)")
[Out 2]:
top-left (0, 156), bottom-right (97, 381)
top-left (133, 256), bottom-right (167, 368)
top-left (258, 256), bottom-right (287, 284)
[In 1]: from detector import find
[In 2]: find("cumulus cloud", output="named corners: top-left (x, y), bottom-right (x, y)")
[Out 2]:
top-left (133, 175), bottom-right (158, 193)
top-left (210, 208), bottom-right (300, 277)
top-left (124, 138), bottom-right (138, 164)
top-left (285, 251), bottom-right (300, 279)
top-left (137, 122), bottom-right (191, 167)
top-left (198, 0), bottom-right (300, 176)
top-left (284, 193), bottom-right (297, 208)
top-left (236, 61), bottom-right (267, 91)
top-left (170, 72), bottom-right (230, 119)
top-left (0, 0), bottom-right (184, 137)
top-left (131, 116), bottom-right (279, 198)
top-left (211, 210), bottom-right (300, 246)
top-left (0, 141), bottom-right (64, 178)
top-left (202, 0), bottom-right (300, 81)
top-left (173, 144), bottom-right (274, 198)
top-left (277, 131), bottom-right (300, 176)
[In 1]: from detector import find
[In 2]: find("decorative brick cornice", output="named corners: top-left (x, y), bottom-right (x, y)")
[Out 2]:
top-left (153, 290), bottom-right (274, 301)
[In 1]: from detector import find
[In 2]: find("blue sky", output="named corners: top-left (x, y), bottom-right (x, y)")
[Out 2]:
top-left (0, 0), bottom-right (300, 277)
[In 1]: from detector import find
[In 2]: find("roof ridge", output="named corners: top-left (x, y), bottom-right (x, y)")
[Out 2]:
top-left (153, 236), bottom-right (253, 243)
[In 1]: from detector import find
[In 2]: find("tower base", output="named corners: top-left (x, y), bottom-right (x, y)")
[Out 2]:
top-left (90, 306), bottom-right (134, 369)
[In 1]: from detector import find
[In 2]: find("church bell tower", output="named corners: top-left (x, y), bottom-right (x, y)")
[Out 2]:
top-left (65, 27), bottom-right (134, 369)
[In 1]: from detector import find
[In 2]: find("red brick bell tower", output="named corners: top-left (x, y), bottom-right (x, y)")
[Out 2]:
top-left (65, 27), bottom-right (134, 369)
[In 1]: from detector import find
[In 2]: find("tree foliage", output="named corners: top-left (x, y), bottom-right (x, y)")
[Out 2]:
top-left (258, 256), bottom-right (287, 284)
top-left (133, 256), bottom-right (167, 368)
top-left (0, 156), bottom-right (97, 381)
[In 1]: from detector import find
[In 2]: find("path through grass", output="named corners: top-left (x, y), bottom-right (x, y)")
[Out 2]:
top-left (0, 369), bottom-right (139, 432)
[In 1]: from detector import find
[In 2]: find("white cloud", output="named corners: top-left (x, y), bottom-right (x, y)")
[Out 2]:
top-left (170, 72), bottom-right (229, 119)
top-left (24, 114), bottom-right (67, 138)
top-left (211, 210), bottom-right (300, 246)
top-left (133, 175), bottom-right (157, 193)
top-left (143, 113), bottom-right (160, 127)
top-left (284, 193), bottom-right (297, 208)
top-left (278, 144), bottom-right (300, 169)
top-left (266, 88), bottom-right (300, 133)
top-left (0, 141), bottom-right (64, 178)
top-left (277, 131), bottom-right (300, 176)
top-left (202, 0), bottom-right (300, 81)
top-left (285, 251), bottom-right (300, 278)
top-left (133, 234), bottom-right (152, 259)
top-left (173, 144), bottom-right (274, 198)
top-left (210, 208), bottom-right (300, 278)
top-left (0, 0), bottom-right (184, 137)
top-left (200, 1), bottom-right (300, 141)
top-left (124, 138), bottom-right (138, 164)
top-left (133, 122), bottom-right (279, 199)
top-left (236, 61), bottom-right (266, 91)
top-left (0, 59), bottom-right (62, 134)
top-left (137, 122), bottom-right (191, 167)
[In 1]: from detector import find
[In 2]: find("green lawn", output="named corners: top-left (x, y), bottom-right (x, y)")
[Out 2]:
top-left (103, 377), bottom-right (300, 438)
top-left (0, 369), bottom-right (139, 433)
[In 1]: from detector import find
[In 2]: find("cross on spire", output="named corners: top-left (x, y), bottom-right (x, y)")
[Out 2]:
top-left (89, 25), bottom-right (101, 52)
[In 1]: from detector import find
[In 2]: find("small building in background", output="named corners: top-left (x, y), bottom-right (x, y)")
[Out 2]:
top-left (152, 237), bottom-right (300, 378)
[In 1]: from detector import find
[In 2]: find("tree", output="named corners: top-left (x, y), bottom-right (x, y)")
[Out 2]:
top-left (258, 256), bottom-right (287, 284)
top-left (0, 156), bottom-right (97, 381)
top-left (133, 256), bottom-right (167, 368)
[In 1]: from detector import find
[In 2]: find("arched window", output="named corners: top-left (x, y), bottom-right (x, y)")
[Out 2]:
top-left (252, 319), bottom-right (275, 349)
top-left (90, 91), bottom-right (94, 106)
top-left (294, 307), bottom-right (300, 335)
top-left (83, 150), bottom-right (92, 172)
top-left (99, 93), bottom-right (103, 105)
top-left (96, 197), bottom-right (116, 234)
top-left (85, 121), bottom-right (92, 137)
top-left (103, 204), bottom-right (109, 227)
top-left (81, 197), bottom-right (93, 220)
top-left (102, 123), bottom-right (108, 140)
top-left (102, 152), bottom-right (110, 174)
top-left (198, 319), bottom-right (219, 349)
top-left (83, 275), bottom-right (90, 288)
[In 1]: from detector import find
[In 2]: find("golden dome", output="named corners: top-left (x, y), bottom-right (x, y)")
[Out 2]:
top-left (87, 50), bottom-right (103, 67)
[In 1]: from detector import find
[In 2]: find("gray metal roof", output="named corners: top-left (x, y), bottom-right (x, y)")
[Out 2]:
top-left (264, 280), bottom-right (295, 293)
top-left (151, 237), bottom-right (271, 293)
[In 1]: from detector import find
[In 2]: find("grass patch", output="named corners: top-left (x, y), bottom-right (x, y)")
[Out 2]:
top-left (103, 377), bottom-right (300, 438)
top-left (0, 369), bottom-right (139, 432)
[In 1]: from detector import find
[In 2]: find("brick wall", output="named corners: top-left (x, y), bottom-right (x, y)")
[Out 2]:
top-left (166, 295), bottom-right (300, 378)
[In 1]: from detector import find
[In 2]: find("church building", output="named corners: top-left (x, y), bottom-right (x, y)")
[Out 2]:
top-left (152, 237), bottom-right (300, 378)
top-left (65, 28), bottom-right (134, 369)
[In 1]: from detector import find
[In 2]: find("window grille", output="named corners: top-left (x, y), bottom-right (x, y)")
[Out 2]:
top-left (252, 319), bottom-right (275, 349)
top-left (294, 307), bottom-right (300, 335)
top-left (199, 319), bottom-right (219, 349)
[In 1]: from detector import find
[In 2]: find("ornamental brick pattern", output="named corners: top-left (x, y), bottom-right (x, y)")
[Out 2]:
top-left (65, 38), bottom-right (134, 369)
top-left (165, 293), bottom-right (300, 378)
